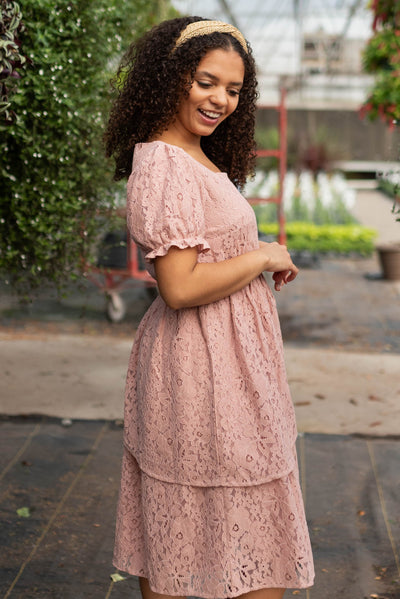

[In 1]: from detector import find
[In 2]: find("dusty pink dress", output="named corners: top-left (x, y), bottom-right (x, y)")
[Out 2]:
top-left (113, 141), bottom-right (314, 597)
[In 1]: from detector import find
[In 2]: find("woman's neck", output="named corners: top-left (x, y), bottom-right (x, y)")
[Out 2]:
top-left (153, 124), bottom-right (200, 154)
top-left (151, 128), bottom-right (221, 173)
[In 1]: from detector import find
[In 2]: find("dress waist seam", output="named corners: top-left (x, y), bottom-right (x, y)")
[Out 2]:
top-left (123, 441), bottom-right (298, 489)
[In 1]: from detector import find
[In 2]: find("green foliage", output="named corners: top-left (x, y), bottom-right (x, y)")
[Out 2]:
top-left (289, 194), bottom-right (312, 221)
top-left (361, 1), bottom-right (400, 126)
top-left (258, 222), bottom-right (377, 255)
top-left (378, 176), bottom-right (400, 198)
top-left (312, 196), bottom-right (356, 226)
top-left (377, 173), bottom-right (400, 221)
top-left (0, 0), bottom-right (177, 292)
top-left (255, 127), bottom-right (279, 171)
top-left (0, 0), bottom-right (27, 123)
top-left (251, 172), bottom-right (357, 226)
top-left (254, 198), bottom-right (356, 227)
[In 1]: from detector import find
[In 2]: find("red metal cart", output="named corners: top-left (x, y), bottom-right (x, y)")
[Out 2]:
top-left (85, 220), bottom-right (156, 322)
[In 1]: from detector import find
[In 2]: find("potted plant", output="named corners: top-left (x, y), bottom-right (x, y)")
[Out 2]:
top-left (376, 242), bottom-right (400, 280)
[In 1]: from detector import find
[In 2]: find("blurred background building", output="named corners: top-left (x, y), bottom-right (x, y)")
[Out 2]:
top-left (170, 0), bottom-right (400, 164)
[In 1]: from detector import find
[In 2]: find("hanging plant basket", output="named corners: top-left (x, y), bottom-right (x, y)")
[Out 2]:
top-left (377, 243), bottom-right (400, 280)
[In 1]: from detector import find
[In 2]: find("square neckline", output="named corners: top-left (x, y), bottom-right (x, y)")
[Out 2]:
top-left (138, 140), bottom-right (228, 177)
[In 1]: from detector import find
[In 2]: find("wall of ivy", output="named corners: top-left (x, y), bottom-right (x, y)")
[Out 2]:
top-left (0, 0), bottom-right (176, 292)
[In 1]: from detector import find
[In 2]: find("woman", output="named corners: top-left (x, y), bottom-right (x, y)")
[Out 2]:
top-left (105, 16), bottom-right (314, 599)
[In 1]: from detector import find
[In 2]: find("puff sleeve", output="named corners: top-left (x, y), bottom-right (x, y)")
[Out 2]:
top-left (127, 143), bottom-right (210, 276)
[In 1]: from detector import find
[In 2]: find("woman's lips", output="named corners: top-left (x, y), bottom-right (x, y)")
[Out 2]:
top-left (198, 108), bottom-right (221, 124)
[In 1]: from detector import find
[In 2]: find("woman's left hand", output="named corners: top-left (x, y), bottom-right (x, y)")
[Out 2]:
top-left (259, 241), bottom-right (298, 291)
top-left (272, 269), bottom-right (296, 291)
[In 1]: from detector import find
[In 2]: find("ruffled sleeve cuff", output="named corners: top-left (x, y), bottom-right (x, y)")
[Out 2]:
top-left (145, 238), bottom-right (211, 263)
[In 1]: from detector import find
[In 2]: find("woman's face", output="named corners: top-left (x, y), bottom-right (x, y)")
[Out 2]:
top-left (174, 47), bottom-right (245, 141)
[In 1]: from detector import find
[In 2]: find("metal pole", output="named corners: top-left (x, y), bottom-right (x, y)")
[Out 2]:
top-left (278, 88), bottom-right (287, 245)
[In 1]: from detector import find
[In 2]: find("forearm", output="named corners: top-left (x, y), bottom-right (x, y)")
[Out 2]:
top-left (156, 248), bottom-right (267, 309)
top-left (155, 241), bottom-right (298, 310)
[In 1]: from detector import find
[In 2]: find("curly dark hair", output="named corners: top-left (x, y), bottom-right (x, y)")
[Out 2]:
top-left (104, 16), bottom-right (258, 188)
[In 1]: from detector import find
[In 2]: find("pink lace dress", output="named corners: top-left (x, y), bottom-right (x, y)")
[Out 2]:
top-left (113, 141), bottom-right (314, 597)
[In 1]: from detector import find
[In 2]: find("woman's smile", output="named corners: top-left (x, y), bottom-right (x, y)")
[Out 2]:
top-left (170, 47), bottom-right (245, 142)
top-left (197, 107), bottom-right (223, 125)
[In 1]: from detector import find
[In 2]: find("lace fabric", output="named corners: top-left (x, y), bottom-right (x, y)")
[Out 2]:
top-left (125, 142), bottom-right (298, 486)
top-left (113, 450), bottom-right (315, 597)
top-left (115, 141), bottom-right (315, 593)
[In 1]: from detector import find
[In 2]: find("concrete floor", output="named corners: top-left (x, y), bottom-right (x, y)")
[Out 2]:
top-left (1, 186), bottom-right (400, 598)
top-left (352, 187), bottom-right (400, 246)
top-left (1, 418), bottom-right (400, 599)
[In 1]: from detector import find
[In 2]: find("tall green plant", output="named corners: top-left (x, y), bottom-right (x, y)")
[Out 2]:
top-left (0, 0), bottom-right (176, 292)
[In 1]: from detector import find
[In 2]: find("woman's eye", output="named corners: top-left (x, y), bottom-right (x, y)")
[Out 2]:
top-left (196, 81), bottom-right (240, 96)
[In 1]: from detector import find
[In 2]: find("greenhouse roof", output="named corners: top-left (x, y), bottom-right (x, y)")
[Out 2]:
top-left (171, 0), bottom-right (373, 104)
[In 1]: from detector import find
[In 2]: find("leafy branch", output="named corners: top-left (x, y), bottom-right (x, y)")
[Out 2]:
top-left (361, 0), bottom-right (400, 127)
top-left (0, 0), bottom-right (28, 123)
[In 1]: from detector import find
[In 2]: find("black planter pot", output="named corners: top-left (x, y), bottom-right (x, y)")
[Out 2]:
top-left (97, 231), bottom-right (127, 268)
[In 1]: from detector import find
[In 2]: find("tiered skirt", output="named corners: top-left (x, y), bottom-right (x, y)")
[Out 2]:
top-left (113, 448), bottom-right (314, 598)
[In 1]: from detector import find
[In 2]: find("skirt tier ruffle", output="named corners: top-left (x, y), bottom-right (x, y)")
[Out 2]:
top-left (113, 448), bottom-right (314, 598)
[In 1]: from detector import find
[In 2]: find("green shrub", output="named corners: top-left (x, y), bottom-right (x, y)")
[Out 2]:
top-left (258, 222), bottom-right (377, 256)
top-left (0, 0), bottom-right (176, 292)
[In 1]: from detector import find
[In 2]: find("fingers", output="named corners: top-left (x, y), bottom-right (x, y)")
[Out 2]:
top-left (273, 267), bottom-right (298, 291)
top-left (260, 242), bottom-right (298, 282)
top-left (285, 266), bottom-right (299, 282)
top-left (273, 271), bottom-right (286, 291)
top-left (273, 271), bottom-right (286, 283)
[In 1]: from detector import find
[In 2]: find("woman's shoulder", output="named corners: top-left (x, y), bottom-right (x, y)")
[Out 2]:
top-left (133, 140), bottom-right (188, 173)
top-left (128, 141), bottom-right (201, 200)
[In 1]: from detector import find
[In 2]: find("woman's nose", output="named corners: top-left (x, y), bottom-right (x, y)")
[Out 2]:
top-left (210, 87), bottom-right (228, 107)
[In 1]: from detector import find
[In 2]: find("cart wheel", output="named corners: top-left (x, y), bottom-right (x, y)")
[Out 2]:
top-left (106, 292), bottom-right (126, 323)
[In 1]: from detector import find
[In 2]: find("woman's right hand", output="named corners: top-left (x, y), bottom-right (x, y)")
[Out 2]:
top-left (155, 241), bottom-right (299, 310)
top-left (258, 241), bottom-right (299, 291)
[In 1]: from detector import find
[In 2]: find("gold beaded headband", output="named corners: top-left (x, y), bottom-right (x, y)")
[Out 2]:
top-left (174, 20), bottom-right (248, 54)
